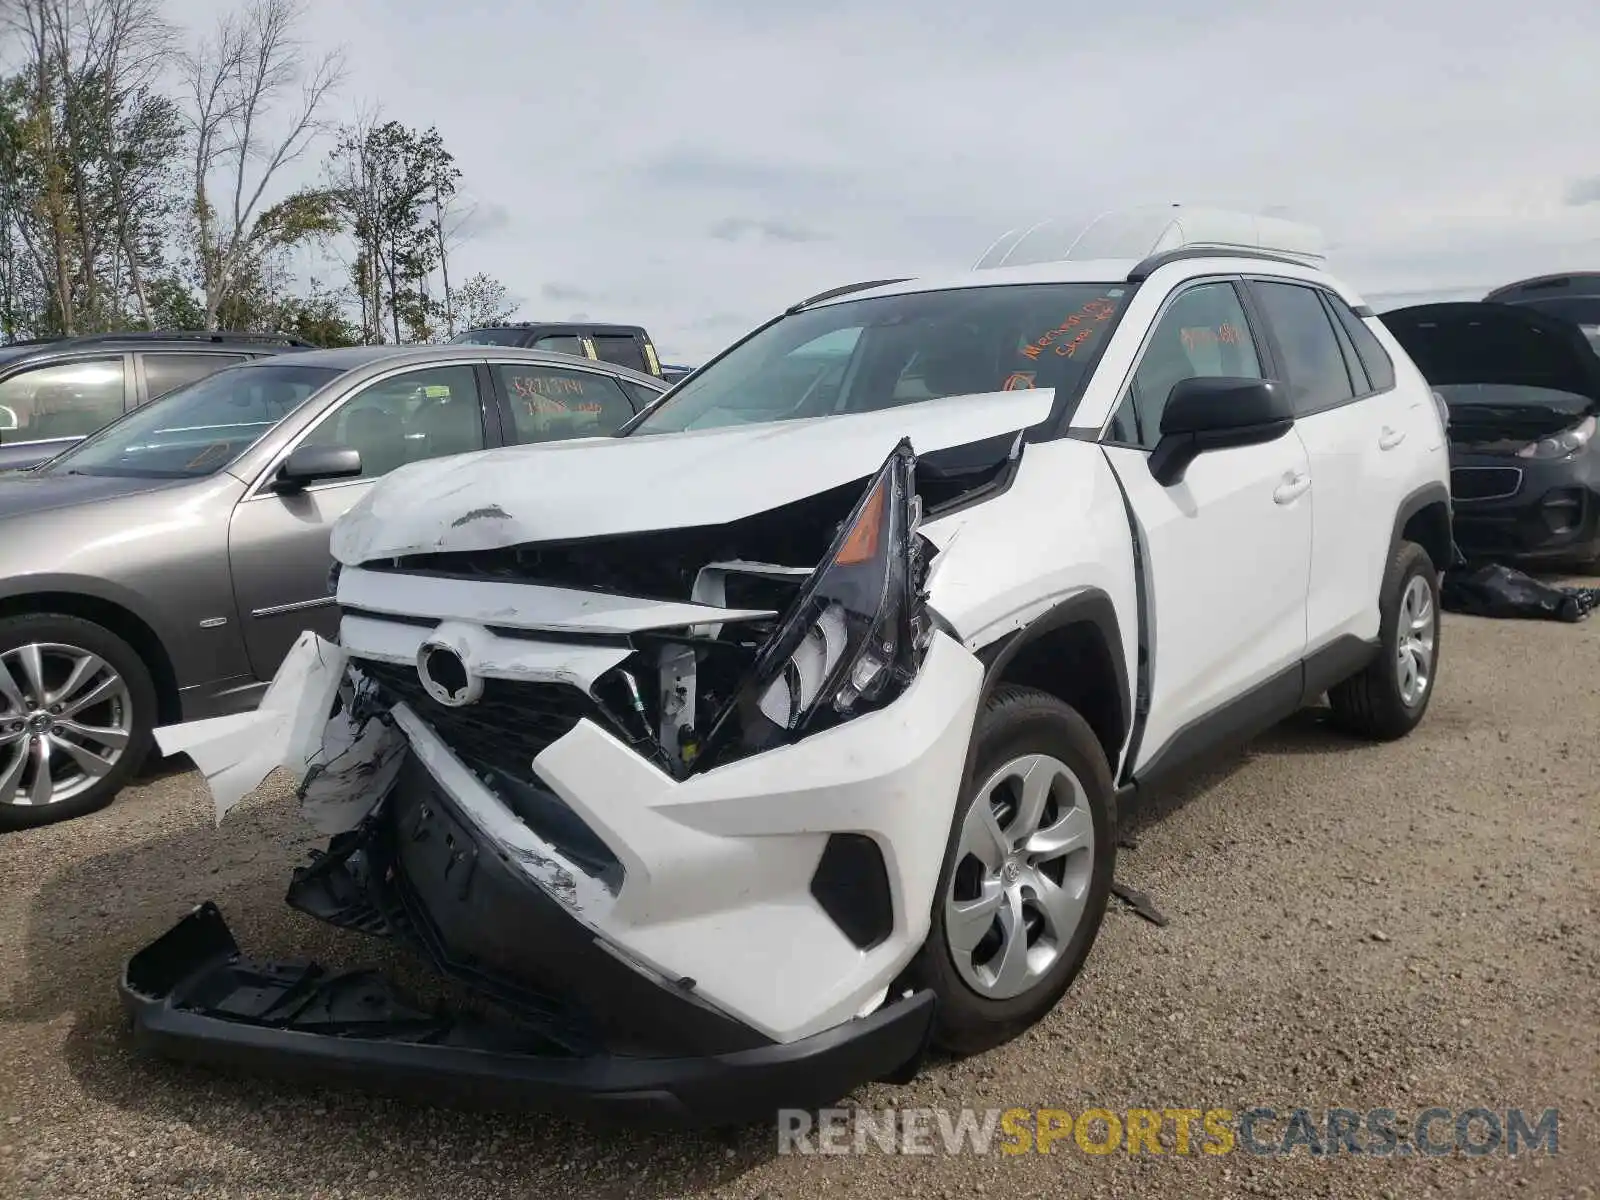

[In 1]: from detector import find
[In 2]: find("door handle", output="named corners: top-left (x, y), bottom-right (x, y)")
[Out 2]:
top-left (1379, 426), bottom-right (1406, 450)
top-left (1273, 470), bottom-right (1311, 505)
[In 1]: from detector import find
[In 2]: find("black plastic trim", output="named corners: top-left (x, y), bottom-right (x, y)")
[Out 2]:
top-left (1127, 246), bottom-right (1321, 283)
top-left (119, 901), bottom-right (937, 1129)
top-left (1351, 304), bottom-right (1376, 318)
top-left (1300, 634), bottom-right (1380, 706)
top-left (1131, 661), bottom-right (1303, 794)
top-left (973, 589), bottom-right (1131, 774)
top-left (1101, 459), bottom-right (1152, 787)
top-left (809, 834), bottom-right (894, 951)
top-left (1391, 481), bottom-right (1455, 568)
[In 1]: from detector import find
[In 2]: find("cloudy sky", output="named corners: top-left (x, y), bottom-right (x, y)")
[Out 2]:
top-left (161, 0), bottom-right (1600, 362)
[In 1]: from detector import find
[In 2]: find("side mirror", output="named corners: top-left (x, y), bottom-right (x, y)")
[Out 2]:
top-left (273, 444), bottom-right (363, 492)
top-left (1148, 377), bottom-right (1294, 486)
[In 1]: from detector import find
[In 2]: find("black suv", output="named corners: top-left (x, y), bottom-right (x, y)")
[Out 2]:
top-left (448, 322), bottom-right (664, 379)
top-left (0, 331), bottom-right (313, 471)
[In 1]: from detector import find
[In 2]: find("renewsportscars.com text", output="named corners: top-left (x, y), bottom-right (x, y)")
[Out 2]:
top-left (777, 1106), bottom-right (1560, 1158)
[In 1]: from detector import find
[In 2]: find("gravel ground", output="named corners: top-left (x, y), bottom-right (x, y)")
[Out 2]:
top-left (2, 609), bottom-right (1596, 1199)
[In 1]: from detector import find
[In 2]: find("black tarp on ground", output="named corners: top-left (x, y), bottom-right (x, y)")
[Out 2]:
top-left (1441, 562), bottom-right (1600, 623)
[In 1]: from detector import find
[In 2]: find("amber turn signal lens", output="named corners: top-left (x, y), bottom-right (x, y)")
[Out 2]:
top-left (833, 478), bottom-right (886, 566)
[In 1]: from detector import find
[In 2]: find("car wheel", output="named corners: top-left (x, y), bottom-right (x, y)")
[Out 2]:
top-left (1328, 539), bottom-right (1441, 741)
top-left (906, 685), bottom-right (1116, 1056)
top-left (0, 614), bottom-right (157, 830)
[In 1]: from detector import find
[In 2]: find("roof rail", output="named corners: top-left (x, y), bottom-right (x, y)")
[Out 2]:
top-left (788, 278), bottom-right (910, 313)
top-left (976, 205), bottom-right (1327, 273)
top-left (1126, 246), bottom-right (1326, 283)
top-left (49, 329), bottom-right (318, 348)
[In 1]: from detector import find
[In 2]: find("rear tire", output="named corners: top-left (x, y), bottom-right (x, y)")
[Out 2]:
top-left (1329, 540), bottom-right (1440, 741)
top-left (905, 685), bottom-right (1116, 1056)
top-left (0, 613), bottom-right (157, 830)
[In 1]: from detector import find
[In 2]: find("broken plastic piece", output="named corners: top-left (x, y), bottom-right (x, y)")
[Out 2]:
top-left (153, 631), bottom-right (347, 824)
top-left (1110, 881), bottom-right (1168, 927)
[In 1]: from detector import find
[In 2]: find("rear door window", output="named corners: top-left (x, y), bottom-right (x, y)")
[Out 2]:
top-left (1250, 280), bottom-right (1357, 415)
top-left (591, 334), bottom-right (650, 374)
top-left (141, 352), bottom-right (248, 402)
top-left (492, 362), bottom-right (636, 444)
top-left (0, 357), bottom-right (127, 442)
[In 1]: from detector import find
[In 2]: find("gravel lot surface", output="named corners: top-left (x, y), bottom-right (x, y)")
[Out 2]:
top-left (2, 609), bottom-right (1596, 1199)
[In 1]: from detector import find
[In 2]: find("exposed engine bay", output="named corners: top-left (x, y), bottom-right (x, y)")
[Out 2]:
top-left (333, 432), bottom-right (1018, 808)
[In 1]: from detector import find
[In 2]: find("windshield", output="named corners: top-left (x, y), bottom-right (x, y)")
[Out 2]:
top-left (448, 328), bottom-right (527, 346)
top-left (40, 362), bottom-right (341, 478)
top-left (626, 283), bottom-right (1131, 435)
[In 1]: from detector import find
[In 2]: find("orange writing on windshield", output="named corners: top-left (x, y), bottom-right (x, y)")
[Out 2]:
top-left (1020, 297), bottom-right (1119, 361)
top-left (1180, 323), bottom-right (1244, 351)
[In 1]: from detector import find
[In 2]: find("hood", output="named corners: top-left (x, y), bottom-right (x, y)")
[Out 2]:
top-left (0, 469), bottom-right (184, 521)
top-left (331, 389), bottom-right (1056, 564)
top-left (1380, 301), bottom-right (1600, 404)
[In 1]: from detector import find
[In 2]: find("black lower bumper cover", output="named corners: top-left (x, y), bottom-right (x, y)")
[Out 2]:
top-left (119, 902), bottom-right (936, 1128)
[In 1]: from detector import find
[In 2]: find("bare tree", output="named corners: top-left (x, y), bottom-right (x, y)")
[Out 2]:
top-left (183, 0), bottom-right (345, 328)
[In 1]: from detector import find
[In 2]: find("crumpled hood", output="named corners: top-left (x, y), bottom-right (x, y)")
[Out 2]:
top-left (331, 389), bottom-right (1056, 564)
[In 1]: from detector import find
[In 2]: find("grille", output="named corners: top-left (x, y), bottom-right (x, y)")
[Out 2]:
top-left (1451, 466), bottom-right (1522, 502)
top-left (355, 659), bottom-right (613, 782)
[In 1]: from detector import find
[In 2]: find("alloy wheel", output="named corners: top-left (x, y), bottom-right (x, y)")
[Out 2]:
top-left (944, 753), bottom-right (1097, 1001)
top-left (1395, 574), bottom-right (1436, 707)
top-left (0, 643), bottom-right (133, 807)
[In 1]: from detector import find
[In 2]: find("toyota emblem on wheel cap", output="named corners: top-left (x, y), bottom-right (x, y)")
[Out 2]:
top-left (416, 639), bottom-right (482, 708)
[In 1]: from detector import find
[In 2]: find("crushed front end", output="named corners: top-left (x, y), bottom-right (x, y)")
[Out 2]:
top-left (122, 440), bottom-right (990, 1125)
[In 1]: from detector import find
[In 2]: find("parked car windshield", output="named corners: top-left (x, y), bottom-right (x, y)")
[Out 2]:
top-left (625, 283), bottom-right (1132, 435)
top-left (37, 362), bottom-right (342, 479)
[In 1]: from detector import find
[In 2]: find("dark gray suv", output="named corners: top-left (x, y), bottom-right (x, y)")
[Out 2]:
top-left (0, 330), bottom-right (313, 472)
top-left (0, 344), bottom-right (666, 827)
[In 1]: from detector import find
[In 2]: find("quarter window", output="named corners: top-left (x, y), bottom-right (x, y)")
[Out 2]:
top-left (299, 365), bottom-right (485, 481)
top-left (1251, 280), bottom-right (1356, 415)
top-left (0, 357), bottom-right (126, 442)
top-left (491, 363), bottom-right (636, 445)
top-left (1329, 300), bottom-right (1397, 392)
top-left (591, 334), bottom-right (650, 374)
top-left (1113, 282), bottom-right (1263, 448)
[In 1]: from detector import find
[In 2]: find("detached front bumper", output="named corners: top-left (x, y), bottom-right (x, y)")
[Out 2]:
top-left (119, 903), bottom-right (935, 1128)
top-left (120, 748), bottom-right (937, 1126)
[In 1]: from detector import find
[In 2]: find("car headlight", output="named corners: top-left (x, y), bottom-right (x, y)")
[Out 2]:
top-left (1516, 414), bottom-right (1596, 460)
top-left (697, 440), bottom-right (931, 767)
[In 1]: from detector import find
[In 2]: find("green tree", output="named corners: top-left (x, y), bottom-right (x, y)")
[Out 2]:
top-left (325, 116), bottom-right (459, 342)
top-left (453, 271), bottom-right (518, 328)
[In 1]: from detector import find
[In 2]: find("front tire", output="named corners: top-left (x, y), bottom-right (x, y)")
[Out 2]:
top-left (1329, 539), bottom-right (1441, 741)
top-left (905, 685), bottom-right (1116, 1056)
top-left (0, 614), bottom-right (157, 830)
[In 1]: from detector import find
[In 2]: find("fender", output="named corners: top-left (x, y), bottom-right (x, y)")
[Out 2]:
top-left (0, 570), bottom-right (183, 651)
top-left (968, 588), bottom-right (1132, 778)
top-left (1390, 480), bottom-right (1455, 568)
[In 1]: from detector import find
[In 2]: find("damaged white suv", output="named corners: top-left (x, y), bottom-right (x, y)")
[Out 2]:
top-left (123, 209), bottom-right (1453, 1126)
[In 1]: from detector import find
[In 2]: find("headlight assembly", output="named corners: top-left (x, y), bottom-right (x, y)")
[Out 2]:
top-left (1516, 414), bottom-right (1595, 460)
top-left (697, 439), bottom-right (931, 767)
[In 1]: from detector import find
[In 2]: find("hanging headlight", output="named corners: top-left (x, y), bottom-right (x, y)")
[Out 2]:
top-left (1516, 414), bottom-right (1596, 460)
top-left (696, 439), bottom-right (930, 768)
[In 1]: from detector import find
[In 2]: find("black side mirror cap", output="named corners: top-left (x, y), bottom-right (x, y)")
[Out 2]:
top-left (273, 444), bottom-right (363, 492)
top-left (1148, 377), bottom-right (1294, 486)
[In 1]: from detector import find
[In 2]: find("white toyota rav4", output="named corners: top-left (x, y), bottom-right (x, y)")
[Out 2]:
top-left (123, 208), bottom-right (1453, 1126)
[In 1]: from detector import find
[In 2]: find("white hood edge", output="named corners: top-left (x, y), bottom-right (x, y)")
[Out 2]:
top-left (330, 389), bottom-right (1056, 565)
